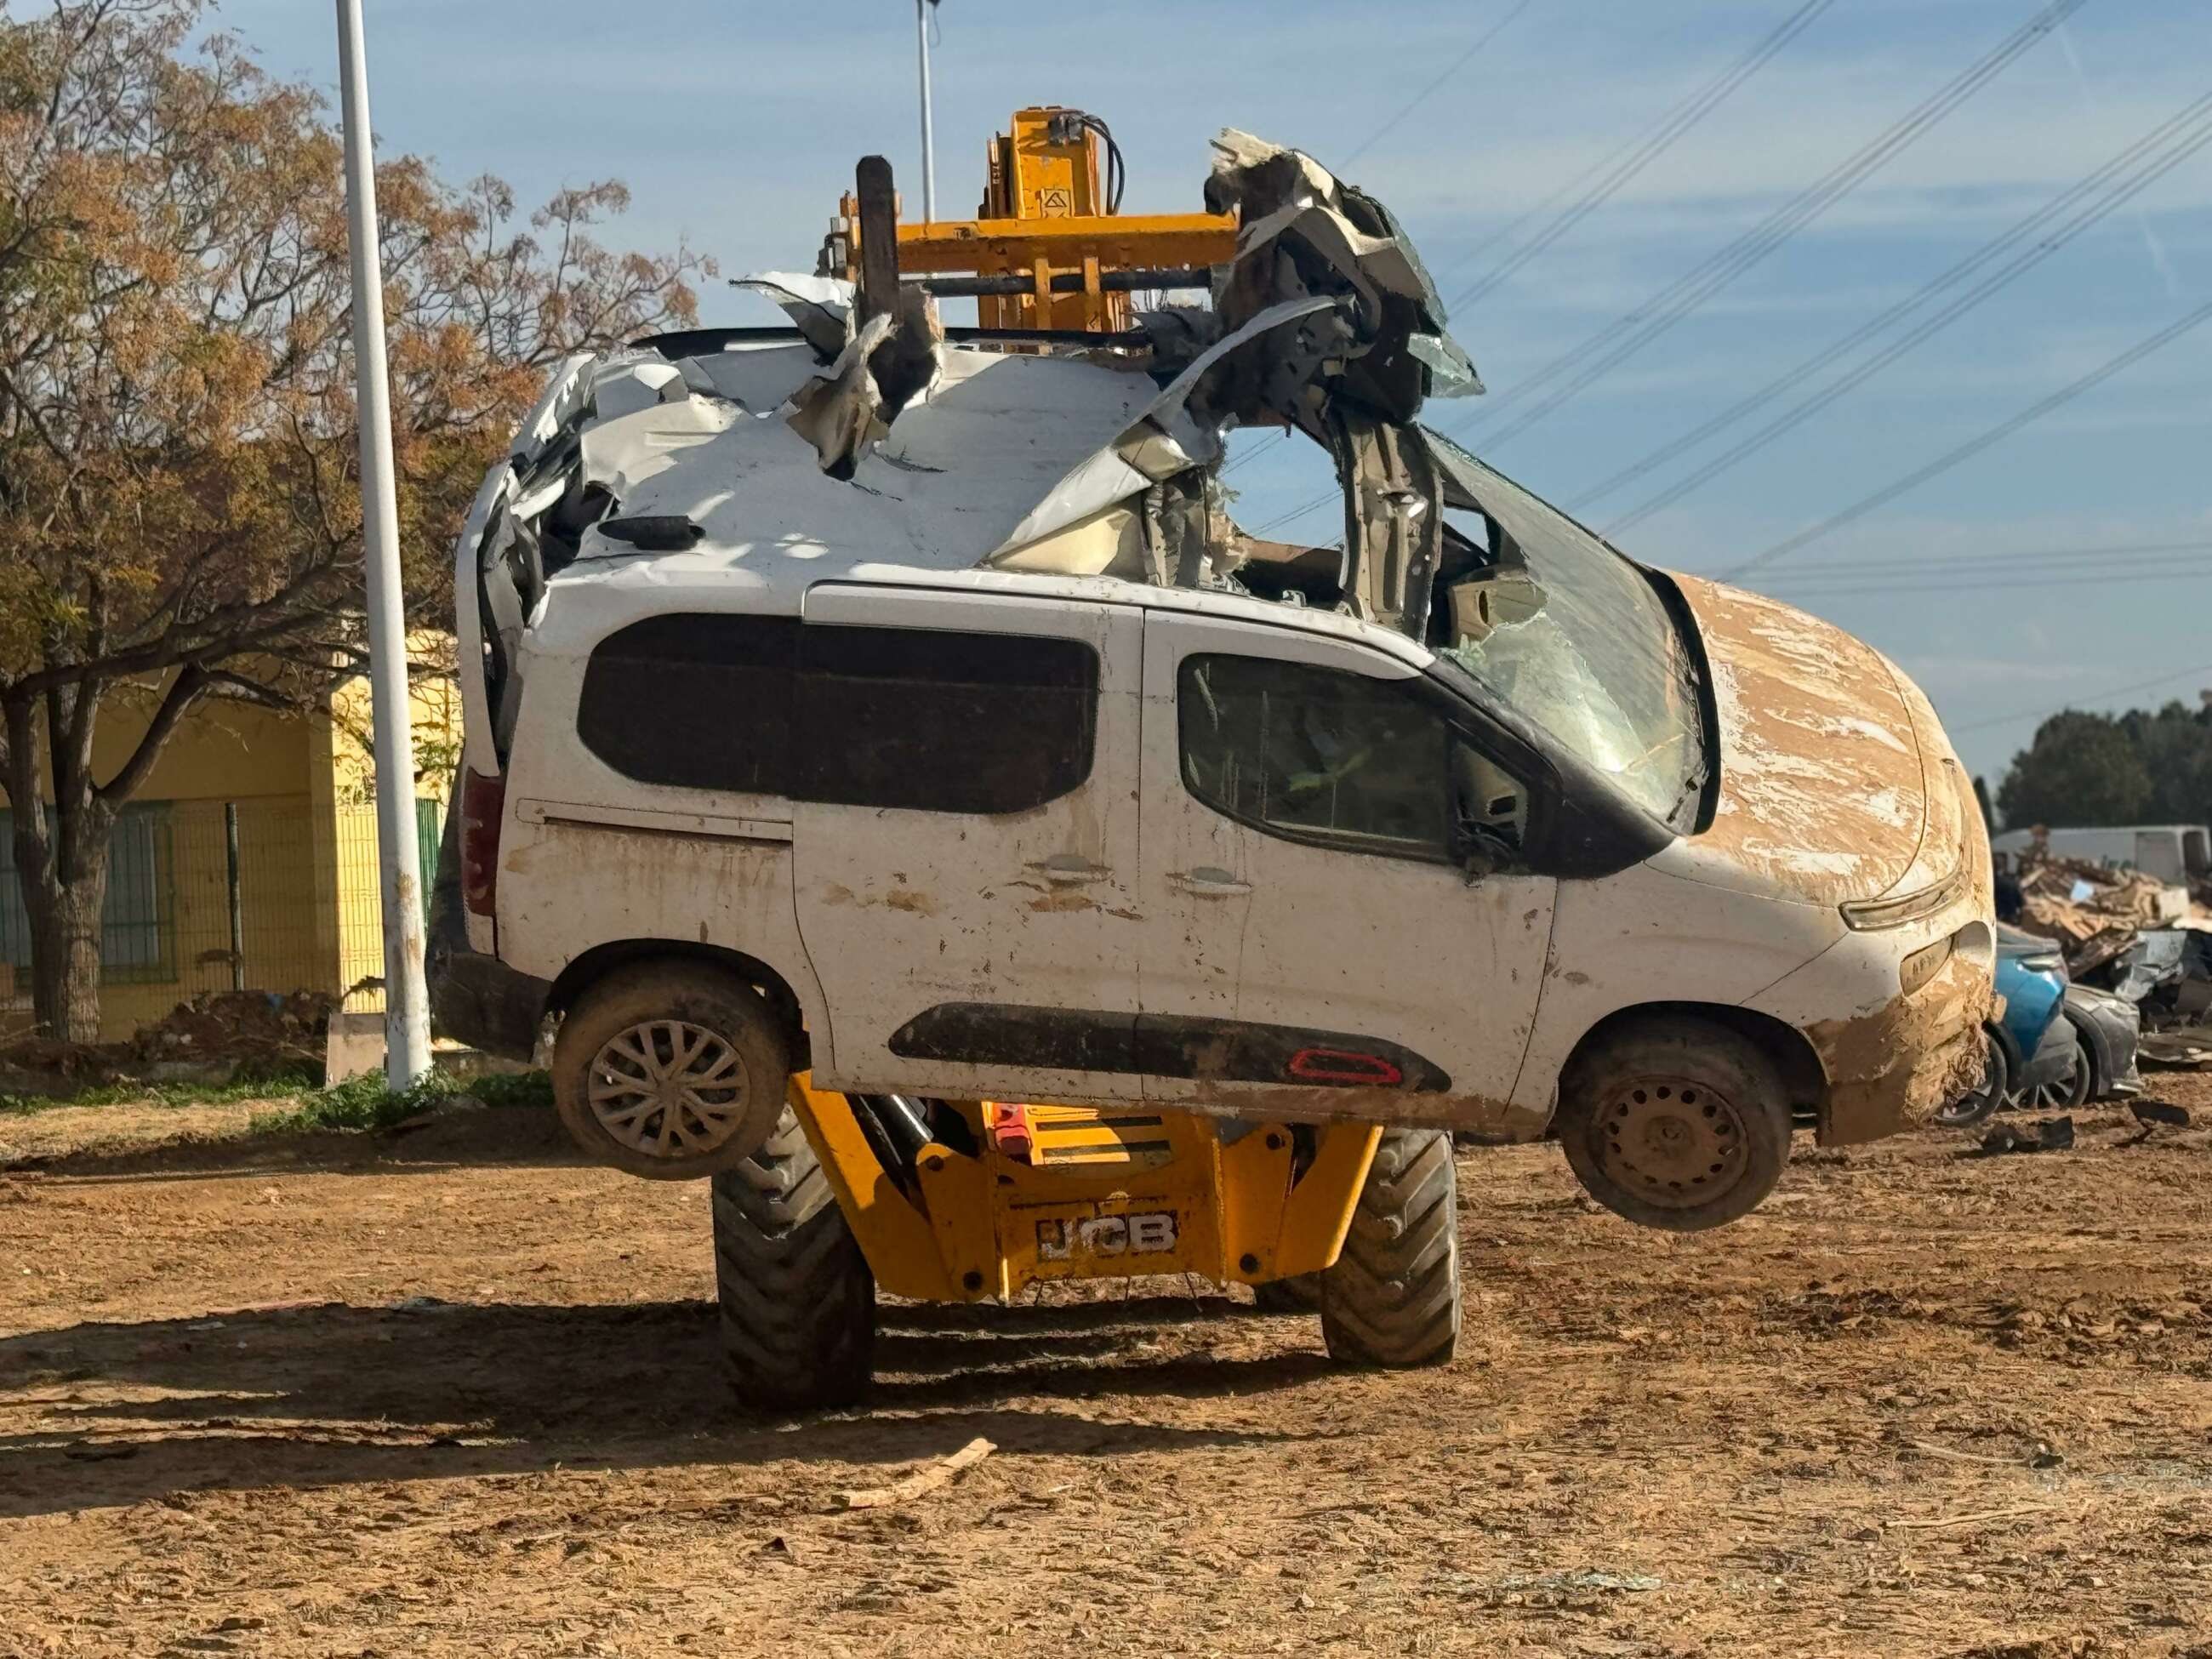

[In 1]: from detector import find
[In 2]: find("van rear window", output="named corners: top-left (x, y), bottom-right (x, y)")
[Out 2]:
top-left (576, 613), bottom-right (1097, 814)
top-left (577, 613), bottom-right (798, 795)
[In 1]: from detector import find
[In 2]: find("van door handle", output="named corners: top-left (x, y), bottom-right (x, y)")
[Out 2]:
top-left (1172, 867), bottom-right (1252, 898)
top-left (1028, 854), bottom-right (1110, 886)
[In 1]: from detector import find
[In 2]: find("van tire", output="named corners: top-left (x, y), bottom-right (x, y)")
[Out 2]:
top-left (1557, 1015), bottom-right (1793, 1232)
top-left (711, 1107), bottom-right (875, 1411)
top-left (552, 963), bottom-right (790, 1180)
top-left (1319, 1128), bottom-right (1462, 1368)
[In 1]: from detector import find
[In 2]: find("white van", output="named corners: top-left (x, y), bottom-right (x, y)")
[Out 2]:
top-left (430, 334), bottom-right (1995, 1234)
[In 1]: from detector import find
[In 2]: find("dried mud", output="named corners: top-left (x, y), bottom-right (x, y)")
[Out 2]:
top-left (3, 1083), bottom-right (2210, 1656)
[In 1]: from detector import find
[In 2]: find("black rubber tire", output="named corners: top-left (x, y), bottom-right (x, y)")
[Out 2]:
top-left (1319, 1128), bottom-right (1462, 1368)
top-left (711, 1106), bottom-right (875, 1411)
top-left (1934, 1027), bottom-right (2010, 1128)
top-left (552, 962), bottom-right (790, 1179)
top-left (1557, 1015), bottom-right (1793, 1232)
top-left (2061, 1033), bottom-right (2095, 1109)
top-left (1251, 1274), bottom-right (1321, 1313)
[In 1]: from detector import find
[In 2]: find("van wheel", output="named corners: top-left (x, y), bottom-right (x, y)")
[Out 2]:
top-left (1557, 1016), bottom-right (1793, 1232)
top-left (712, 1107), bottom-right (875, 1411)
top-left (1320, 1128), bottom-right (1462, 1368)
top-left (553, 963), bottom-right (790, 1179)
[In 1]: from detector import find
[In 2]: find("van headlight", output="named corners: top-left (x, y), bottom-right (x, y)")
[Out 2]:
top-left (1840, 864), bottom-right (1968, 931)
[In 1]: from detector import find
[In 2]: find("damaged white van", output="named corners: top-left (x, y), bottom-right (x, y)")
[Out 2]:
top-left (430, 132), bottom-right (1993, 1236)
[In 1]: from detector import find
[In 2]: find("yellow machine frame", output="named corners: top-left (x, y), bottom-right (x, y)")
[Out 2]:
top-left (789, 1077), bottom-right (1380, 1302)
top-left (795, 110), bottom-right (1373, 1297)
top-left (833, 105), bottom-right (1239, 336)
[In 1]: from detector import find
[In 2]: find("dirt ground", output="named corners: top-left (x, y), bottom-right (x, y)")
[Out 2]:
top-left (3, 1080), bottom-right (2211, 1659)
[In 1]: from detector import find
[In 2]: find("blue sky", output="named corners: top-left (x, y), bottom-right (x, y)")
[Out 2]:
top-left (219, 0), bottom-right (2212, 787)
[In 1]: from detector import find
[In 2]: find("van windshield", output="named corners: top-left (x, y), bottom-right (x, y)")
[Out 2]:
top-left (1420, 430), bottom-right (1707, 829)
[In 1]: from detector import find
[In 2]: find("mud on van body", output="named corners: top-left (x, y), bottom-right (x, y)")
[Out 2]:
top-left (430, 129), bottom-right (1993, 1234)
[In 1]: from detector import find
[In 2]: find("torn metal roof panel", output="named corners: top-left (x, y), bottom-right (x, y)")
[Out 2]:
top-left (472, 127), bottom-right (1493, 647)
top-left (548, 345), bottom-right (1164, 589)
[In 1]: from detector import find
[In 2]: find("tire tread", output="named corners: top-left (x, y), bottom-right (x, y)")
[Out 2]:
top-left (1320, 1128), bottom-right (1462, 1368)
top-left (710, 1109), bottom-right (875, 1411)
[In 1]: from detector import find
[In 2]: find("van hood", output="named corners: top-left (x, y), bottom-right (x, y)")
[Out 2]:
top-left (1668, 573), bottom-right (1935, 907)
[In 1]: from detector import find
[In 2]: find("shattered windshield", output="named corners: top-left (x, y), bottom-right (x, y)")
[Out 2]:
top-left (1420, 430), bottom-right (1707, 830)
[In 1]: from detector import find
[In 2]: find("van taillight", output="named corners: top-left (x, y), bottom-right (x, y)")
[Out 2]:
top-left (460, 768), bottom-right (505, 917)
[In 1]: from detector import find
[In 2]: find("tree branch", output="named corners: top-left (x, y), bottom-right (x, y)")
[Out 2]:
top-left (94, 662), bottom-right (206, 807)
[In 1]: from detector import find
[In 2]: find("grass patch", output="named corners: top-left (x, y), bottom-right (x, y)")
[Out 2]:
top-left (457, 1068), bottom-right (555, 1110)
top-left (0, 1063), bottom-right (322, 1119)
top-left (247, 1068), bottom-right (552, 1135)
top-left (2, 1063), bottom-right (550, 1132)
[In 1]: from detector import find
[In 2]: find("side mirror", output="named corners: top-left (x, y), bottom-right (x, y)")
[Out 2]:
top-left (1452, 822), bottom-right (1513, 884)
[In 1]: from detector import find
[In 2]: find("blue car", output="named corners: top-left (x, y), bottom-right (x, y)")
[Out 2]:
top-left (1937, 925), bottom-right (2073, 1126)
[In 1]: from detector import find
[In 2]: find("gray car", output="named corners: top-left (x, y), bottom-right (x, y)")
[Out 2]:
top-left (2016, 983), bottom-right (2143, 1112)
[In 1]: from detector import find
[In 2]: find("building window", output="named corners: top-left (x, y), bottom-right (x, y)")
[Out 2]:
top-left (0, 803), bottom-right (176, 983)
top-left (575, 612), bottom-right (1099, 816)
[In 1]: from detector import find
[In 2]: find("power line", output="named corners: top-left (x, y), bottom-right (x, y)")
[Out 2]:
top-left (1769, 563), bottom-right (2212, 598)
top-left (1593, 92), bottom-right (2212, 531)
top-left (1443, 0), bottom-right (2089, 454)
top-left (1440, 0), bottom-right (1834, 318)
top-left (1339, 0), bottom-right (1541, 168)
top-left (1220, 428), bottom-right (1289, 478)
top-left (1581, 89), bottom-right (2212, 512)
top-left (1421, 3), bottom-right (1833, 307)
top-left (1719, 297), bottom-right (2212, 580)
top-left (1755, 538), bottom-right (2212, 579)
top-left (1249, 0), bottom-right (2090, 540)
top-left (1951, 660), bottom-right (2212, 733)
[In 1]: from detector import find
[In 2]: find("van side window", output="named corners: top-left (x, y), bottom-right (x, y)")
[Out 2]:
top-left (579, 611), bottom-right (1099, 812)
top-left (797, 624), bottom-right (1098, 814)
top-left (577, 613), bottom-right (798, 794)
top-left (1178, 653), bottom-right (1525, 866)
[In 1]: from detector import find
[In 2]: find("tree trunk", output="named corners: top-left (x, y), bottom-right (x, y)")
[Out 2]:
top-left (20, 846), bottom-right (109, 1044)
top-left (3, 688), bottom-right (118, 1046)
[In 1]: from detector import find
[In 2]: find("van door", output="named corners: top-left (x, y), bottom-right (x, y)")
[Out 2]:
top-left (791, 584), bottom-right (1147, 1102)
top-left (1135, 609), bottom-right (1556, 1132)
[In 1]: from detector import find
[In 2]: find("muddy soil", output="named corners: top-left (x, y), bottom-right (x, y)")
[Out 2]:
top-left (3, 1081), bottom-right (2210, 1657)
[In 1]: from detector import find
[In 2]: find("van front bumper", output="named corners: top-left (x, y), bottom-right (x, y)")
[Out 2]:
top-left (1800, 937), bottom-right (1996, 1145)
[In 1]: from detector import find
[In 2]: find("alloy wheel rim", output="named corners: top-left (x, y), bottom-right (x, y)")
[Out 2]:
top-left (586, 1019), bottom-right (750, 1158)
top-left (1594, 1076), bottom-right (1747, 1208)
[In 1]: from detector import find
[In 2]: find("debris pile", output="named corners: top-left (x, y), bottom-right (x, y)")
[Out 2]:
top-left (0, 1035), bottom-right (116, 1087)
top-left (2014, 854), bottom-right (2181, 976)
top-left (2004, 836), bottom-right (2212, 1069)
top-left (129, 989), bottom-right (336, 1071)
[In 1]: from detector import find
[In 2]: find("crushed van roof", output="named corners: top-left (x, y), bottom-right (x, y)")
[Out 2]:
top-left (456, 129), bottom-right (1484, 654)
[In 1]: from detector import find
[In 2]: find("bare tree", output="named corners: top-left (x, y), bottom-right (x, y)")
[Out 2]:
top-left (0, 0), bottom-right (711, 1039)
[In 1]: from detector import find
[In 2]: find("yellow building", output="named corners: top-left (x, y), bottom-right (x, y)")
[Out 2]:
top-left (0, 656), bottom-right (459, 1044)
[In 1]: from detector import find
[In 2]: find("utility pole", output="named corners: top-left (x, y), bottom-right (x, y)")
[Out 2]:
top-left (916, 0), bottom-right (938, 221)
top-left (334, 0), bottom-right (431, 1086)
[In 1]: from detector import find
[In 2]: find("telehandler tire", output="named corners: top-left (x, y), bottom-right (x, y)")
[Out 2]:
top-left (1319, 1127), bottom-right (1462, 1368)
top-left (711, 1106), bottom-right (875, 1411)
top-left (552, 963), bottom-right (790, 1180)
